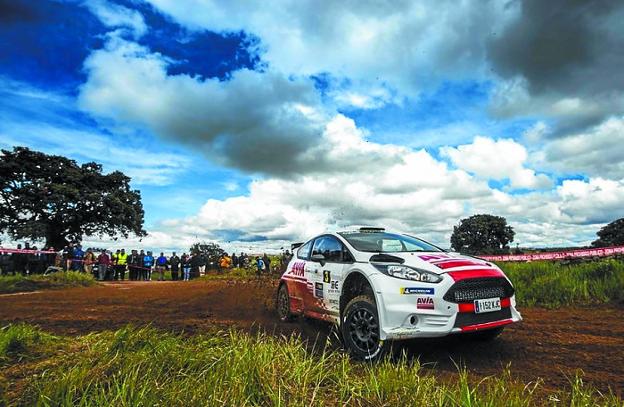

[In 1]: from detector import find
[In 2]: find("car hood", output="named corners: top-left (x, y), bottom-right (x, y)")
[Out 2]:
top-left (367, 251), bottom-right (497, 275)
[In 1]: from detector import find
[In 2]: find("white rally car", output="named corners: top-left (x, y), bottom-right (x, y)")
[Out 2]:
top-left (276, 227), bottom-right (522, 360)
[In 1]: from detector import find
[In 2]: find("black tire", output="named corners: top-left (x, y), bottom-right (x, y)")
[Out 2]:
top-left (342, 295), bottom-right (389, 361)
top-left (276, 283), bottom-right (295, 322)
top-left (465, 326), bottom-right (504, 341)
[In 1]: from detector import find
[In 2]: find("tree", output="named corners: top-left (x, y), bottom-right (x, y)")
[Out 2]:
top-left (190, 242), bottom-right (226, 264)
top-left (592, 218), bottom-right (624, 247)
top-left (0, 147), bottom-right (146, 249)
top-left (450, 214), bottom-right (515, 255)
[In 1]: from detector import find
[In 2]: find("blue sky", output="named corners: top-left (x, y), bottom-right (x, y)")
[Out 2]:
top-left (1, 0), bottom-right (624, 252)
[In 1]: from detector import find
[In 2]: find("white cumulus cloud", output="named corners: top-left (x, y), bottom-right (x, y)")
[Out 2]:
top-left (84, 0), bottom-right (148, 38)
top-left (441, 136), bottom-right (552, 189)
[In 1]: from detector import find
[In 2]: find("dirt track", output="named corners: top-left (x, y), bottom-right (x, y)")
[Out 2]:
top-left (0, 280), bottom-right (622, 395)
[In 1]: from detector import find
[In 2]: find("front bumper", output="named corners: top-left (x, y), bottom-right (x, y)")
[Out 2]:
top-left (369, 273), bottom-right (522, 340)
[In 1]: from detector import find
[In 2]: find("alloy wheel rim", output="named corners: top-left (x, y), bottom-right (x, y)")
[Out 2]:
top-left (348, 308), bottom-right (379, 352)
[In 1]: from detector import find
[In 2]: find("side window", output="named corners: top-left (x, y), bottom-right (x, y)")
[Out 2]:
top-left (297, 240), bottom-right (313, 260)
top-left (312, 236), bottom-right (346, 263)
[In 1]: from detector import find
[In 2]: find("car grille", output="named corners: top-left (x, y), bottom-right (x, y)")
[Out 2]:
top-left (454, 307), bottom-right (512, 328)
top-left (443, 277), bottom-right (514, 303)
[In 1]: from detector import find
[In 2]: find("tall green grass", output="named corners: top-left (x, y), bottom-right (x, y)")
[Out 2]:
top-left (500, 259), bottom-right (624, 308)
top-left (0, 271), bottom-right (95, 294)
top-left (0, 324), bottom-right (56, 365)
top-left (0, 324), bottom-right (618, 406)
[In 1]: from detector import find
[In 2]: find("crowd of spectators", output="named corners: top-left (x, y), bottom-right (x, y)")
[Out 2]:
top-left (0, 242), bottom-right (294, 281)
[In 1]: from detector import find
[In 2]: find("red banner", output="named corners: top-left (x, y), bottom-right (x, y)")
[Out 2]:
top-left (0, 247), bottom-right (57, 254)
top-left (479, 245), bottom-right (624, 262)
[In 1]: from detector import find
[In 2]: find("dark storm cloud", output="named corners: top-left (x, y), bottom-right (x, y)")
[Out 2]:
top-left (0, 0), bottom-right (39, 24)
top-left (488, 0), bottom-right (624, 96)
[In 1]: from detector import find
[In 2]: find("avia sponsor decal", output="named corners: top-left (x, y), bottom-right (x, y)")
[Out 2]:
top-left (416, 297), bottom-right (434, 310)
top-left (315, 282), bottom-right (324, 298)
top-left (400, 287), bottom-right (434, 295)
top-left (328, 280), bottom-right (340, 294)
top-left (418, 254), bottom-right (452, 262)
top-left (289, 261), bottom-right (305, 277)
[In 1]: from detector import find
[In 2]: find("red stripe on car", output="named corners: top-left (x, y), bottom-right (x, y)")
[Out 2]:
top-left (433, 260), bottom-right (489, 269)
top-left (447, 268), bottom-right (504, 281)
top-left (460, 319), bottom-right (514, 332)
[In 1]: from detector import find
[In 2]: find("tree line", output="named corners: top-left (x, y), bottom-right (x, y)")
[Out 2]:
top-left (450, 214), bottom-right (624, 254)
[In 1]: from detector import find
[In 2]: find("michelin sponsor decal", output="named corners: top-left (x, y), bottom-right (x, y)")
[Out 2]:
top-left (400, 287), bottom-right (434, 295)
top-left (416, 297), bottom-right (434, 310)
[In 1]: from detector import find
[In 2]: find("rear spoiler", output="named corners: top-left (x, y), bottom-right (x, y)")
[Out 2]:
top-left (291, 242), bottom-right (304, 251)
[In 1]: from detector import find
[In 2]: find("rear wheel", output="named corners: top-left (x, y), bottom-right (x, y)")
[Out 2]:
top-left (342, 295), bottom-right (389, 361)
top-left (276, 283), bottom-right (294, 322)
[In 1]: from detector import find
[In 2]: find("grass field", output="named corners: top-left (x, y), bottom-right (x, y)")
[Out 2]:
top-left (0, 324), bottom-right (620, 406)
top-left (499, 259), bottom-right (624, 308)
top-left (0, 272), bottom-right (95, 294)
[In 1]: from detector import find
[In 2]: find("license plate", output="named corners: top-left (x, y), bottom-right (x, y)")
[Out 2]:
top-left (474, 298), bottom-right (501, 314)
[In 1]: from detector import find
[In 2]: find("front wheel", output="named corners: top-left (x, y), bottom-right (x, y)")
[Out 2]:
top-left (342, 295), bottom-right (389, 361)
top-left (276, 283), bottom-right (294, 322)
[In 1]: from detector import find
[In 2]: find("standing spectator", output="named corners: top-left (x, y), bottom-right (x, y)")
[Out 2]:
top-left (280, 250), bottom-right (291, 272)
top-left (255, 256), bottom-right (264, 277)
top-left (97, 250), bottom-right (110, 281)
top-left (47, 247), bottom-right (59, 270)
top-left (111, 249), bottom-right (120, 279)
top-left (197, 252), bottom-right (206, 276)
top-left (191, 253), bottom-right (203, 278)
top-left (116, 249), bottom-right (128, 280)
top-left (1, 252), bottom-right (14, 275)
top-left (128, 250), bottom-right (141, 281)
top-left (83, 248), bottom-right (96, 277)
top-left (137, 250), bottom-right (145, 280)
top-left (169, 252), bottom-right (180, 281)
top-left (62, 244), bottom-right (71, 271)
top-left (29, 246), bottom-right (43, 274)
top-left (14, 244), bottom-right (27, 275)
top-left (72, 244), bottom-right (84, 272)
top-left (23, 243), bottom-right (32, 275)
top-left (156, 252), bottom-right (168, 281)
top-left (181, 253), bottom-right (191, 281)
top-left (143, 251), bottom-right (154, 281)
top-left (262, 253), bottom-right (271, 274)
top-left (232, 253), bottom-right (239, 269)
top-left (219, 253), bottom-right (232, 271)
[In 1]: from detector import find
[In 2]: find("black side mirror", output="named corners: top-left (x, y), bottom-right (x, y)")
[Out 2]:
top-left (310, 253), bottom-right (326, 266)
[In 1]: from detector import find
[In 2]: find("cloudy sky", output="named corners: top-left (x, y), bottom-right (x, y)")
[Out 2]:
top-left (1, 0), bottom-right (623, 252)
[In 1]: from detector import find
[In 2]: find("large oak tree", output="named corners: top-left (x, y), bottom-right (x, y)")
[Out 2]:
top-left (450, 214), bottom-right (515, 255)
top-left (592, 218), bottom-right (624, 247)
top-left (0, 147), bottom-right (146, 249)
top-left (190, 242), bottom-right (226, 264)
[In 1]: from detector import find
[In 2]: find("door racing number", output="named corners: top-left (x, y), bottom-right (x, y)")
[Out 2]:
top-left (323, 270), bottom-right (331, 283)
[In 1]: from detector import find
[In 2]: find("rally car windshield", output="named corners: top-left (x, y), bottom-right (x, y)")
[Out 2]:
top-left (338, 232), bottom-right (442, 253)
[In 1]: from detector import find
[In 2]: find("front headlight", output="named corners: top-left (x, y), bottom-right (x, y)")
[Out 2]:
top-left (373, 264), bottom-right (442, 283)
